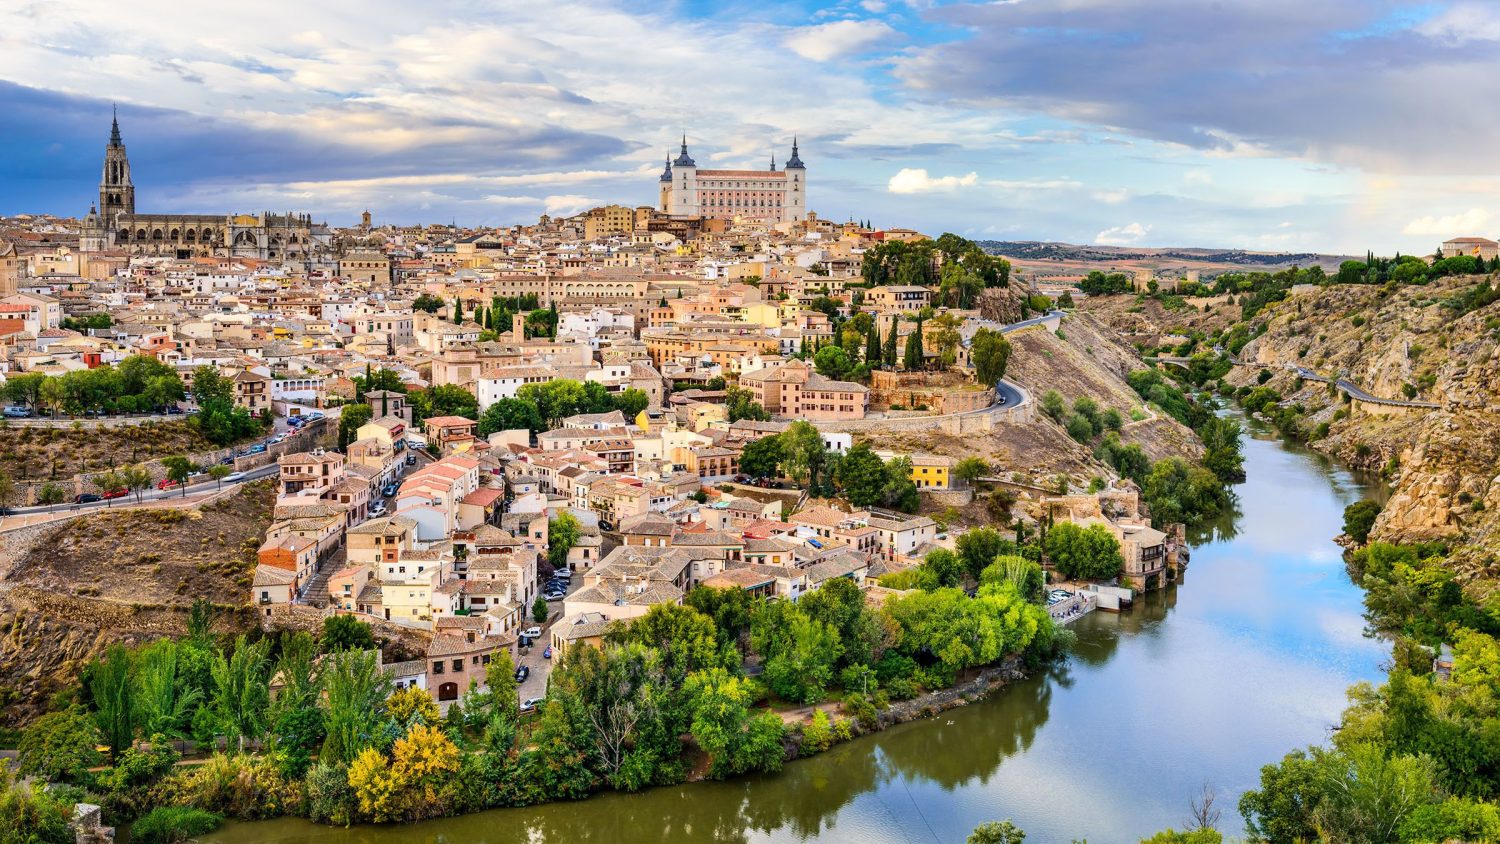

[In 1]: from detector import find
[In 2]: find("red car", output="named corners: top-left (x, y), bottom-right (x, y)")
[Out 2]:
top-left (157, 478), bottom-right (181, 490)
top-left (101, 488), bottom-right (128, 500)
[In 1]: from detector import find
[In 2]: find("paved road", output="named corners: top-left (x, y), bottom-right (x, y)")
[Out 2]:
top-left (999, 309), bottom-right (1064, 334)
top-left (7, 463), bottom-right (279, 516)
top-left (994, 379), bottom-right (1025, 407)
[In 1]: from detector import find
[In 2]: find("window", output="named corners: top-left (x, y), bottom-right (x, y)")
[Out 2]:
top-left (432, 661), bottom-right (444, 674)
top-left (451, 659), bottom-right (463, 672)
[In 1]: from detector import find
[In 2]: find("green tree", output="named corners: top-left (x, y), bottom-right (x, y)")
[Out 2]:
top-left (17, 705), bottom-right (101, 784)
top-left (190, 365), bottom-right (233, 406)
top-left (1041, 390), bottom-right (1067, 421)
top-left (968, 820), bottom-right (1027, 844)
top-left (36, 482), bottom-right (66, 512)
top-left (207, 463), bottom-right (233, 489)
top-left (88, 643), bottom-right (135, 758)
top-left (532, 595), bottom-right (549, 624)
top-left (903, 317), bottom-right (925, 370)
top-left (321, 614), bottom-right (375, 652)
top-left (135, 640), bottom-right (203, 739)
top-left (162, 455), bottom-right (194, 497)
top-left (320, 649), bottom-right (392, 766)
top-left (1043, 522), bottom-right (1124, 581)
top-left (953, 456), bottom-right (989, 487)
top-left (753, 603), bottom-right (842, 704)
top-left (738, 434), bottom-right (783, 479)
top-left (1343, 500), bottom-right (1383, 544)
top-left (547, 511), bottom-right (581, 571)
top-left (337, 403), bottom-right (373, 450)
top-left (477, 398), bottom-right (544, 437)
top-left (725, 385), bottom-right (770, 423)
top-left (833, 443), bottom-right (889, 508)
top-left (210, 636), bottom-right (272, 753)
top-left (865, 322), bottom-right (881, 365)
top-left (882, 320), bottom-right (899, 365)
top-left (780, 421), bottom-right (826, 487)
top-left (813, 345), bottom-right (854, 380)
top-left (412, 293), bottom-right (444, 313)
top-left (685, 668), bottom-right (787, 779)
top-left (956, 526), bottom-right (1009, 579)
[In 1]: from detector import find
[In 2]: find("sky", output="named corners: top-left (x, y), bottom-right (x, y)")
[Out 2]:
top-left (2, 0), bottom-right (1500, 254)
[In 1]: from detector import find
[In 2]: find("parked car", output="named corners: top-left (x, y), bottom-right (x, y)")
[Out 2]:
top-left (520, 626), bottom-right (542, 639)
top-left (369, 501), bottom-right (387, 516)
top-left (247, 444), bottom-right (267, 454)
top-left (381, 484), bottom-right (398, 497)
top-left (165, 405), bottom-right (184, 415)
top-left (219, 457), bottom-right (234, 465)
top-left (223, 472), bottom-right (246, 483)
top-left (405, 454), bottom-right (417, 465)
top-left (157, 478), bottom-right (181, 490)
top-left (542, 646), bottom-right (552, 660)
top-left (514, 665), bottom-right (530, 683)
top-left (519, 696), bottom-right (545, 713)
top-left (101, 488), bottom-right (128, 500)
top-left (3, 406), bottom-right (31, 418)
top-left (74, 493), bottom-right (102, 504)
top-left (552, 568), bottom-right (571, 579)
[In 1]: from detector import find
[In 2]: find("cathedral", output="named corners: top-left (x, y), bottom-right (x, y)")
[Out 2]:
top-left (658, 137), bottom-right (807, 224)
top-left (80, 110), bottom-right (333, 264)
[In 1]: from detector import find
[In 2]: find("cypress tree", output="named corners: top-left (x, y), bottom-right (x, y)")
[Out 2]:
top-left (866, 323), bottom-right (881, 365)
top-left (903, 317), bottom-right (925, 371)
top-left (453, 298), bottom-right (464, 324)
top-left (882, 320), bottom-right (898, 365)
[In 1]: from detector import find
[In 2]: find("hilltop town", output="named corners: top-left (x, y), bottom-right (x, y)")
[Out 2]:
top-left (0, 121), bottom-right (1197, 704)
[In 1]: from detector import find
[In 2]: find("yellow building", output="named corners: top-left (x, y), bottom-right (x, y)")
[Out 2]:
top-left (901, 453), bottom-right (953, 489)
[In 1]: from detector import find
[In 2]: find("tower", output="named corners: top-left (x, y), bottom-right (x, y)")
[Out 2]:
top-left (670, 135), bottom-right (699, 217)
top-left (99, 106), bottom-right (135, 224)
top-left (783, 137), bottom-right (806, 223)
top-left (658, 154), bottom-right (673, 213)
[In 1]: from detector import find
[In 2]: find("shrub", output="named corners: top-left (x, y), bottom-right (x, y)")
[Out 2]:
top-left (1342, 500), bottom-right (1382, 544)
top-left (800, 709), bottom-right (835, 756)
top-left (129, 807), bottom-right (224, 844)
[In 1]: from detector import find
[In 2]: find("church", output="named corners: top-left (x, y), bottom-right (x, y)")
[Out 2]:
top-left (80, 110), bottom-right (333, 264)
top-left (658, 137), bottom-right (807, 225)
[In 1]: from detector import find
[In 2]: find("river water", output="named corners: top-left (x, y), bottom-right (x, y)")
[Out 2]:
top-left (205, 418), bottom-right (1387, 844)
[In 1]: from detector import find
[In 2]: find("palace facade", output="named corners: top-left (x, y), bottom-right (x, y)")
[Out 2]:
top-left (658, 138), bottom-right (806, 225)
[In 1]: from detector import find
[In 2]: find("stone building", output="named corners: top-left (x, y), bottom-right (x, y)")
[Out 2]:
top-left (659, 137), bottom-right (807, 224)
top-left (79, 111), bottom-right (332, 263)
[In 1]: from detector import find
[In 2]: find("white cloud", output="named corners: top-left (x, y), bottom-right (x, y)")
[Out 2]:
top-left (1183, 169), bottom-right (1213, 185)
top-left (1091, 188), bottom-right (1130, 204)
top-left (1415, 4), bottom-right (1500, 44)
top-left (986, 178), bottom-right (1082, 190)
top-left (861, 0), bottom-right (887, 12)
top-left (543, 194), bottom-right (596, 216)
top-left (784, 19), bottom-right (897, 62)
top-left (1402, 208), bottom-right (1492, 236)
top-left (888, 168), bottom-right (979, 194)
top-left (1095, 222), bottom-right (1151, 245)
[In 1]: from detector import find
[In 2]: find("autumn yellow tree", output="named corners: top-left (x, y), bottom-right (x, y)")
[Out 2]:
top-left (386, 686), bottom-right (440, 730)
top-left (347, 723), bottom-right (460, 821)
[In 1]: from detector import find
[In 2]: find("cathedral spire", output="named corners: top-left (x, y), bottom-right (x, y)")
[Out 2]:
top-left (660, 154), bottom-right (673, 182)
top-left (109, 105), bottom-right (122, 147)
top-left (770, 153), bottom-right (776, 171)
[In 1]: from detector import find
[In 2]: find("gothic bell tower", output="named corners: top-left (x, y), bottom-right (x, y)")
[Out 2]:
top-left (99, 106), bottom-right (135, 224)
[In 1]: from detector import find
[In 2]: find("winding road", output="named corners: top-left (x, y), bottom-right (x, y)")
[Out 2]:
top-left (4, 463), bottom-right (280, 517)
top-left (1145, 356), bottom-right (1441, 410)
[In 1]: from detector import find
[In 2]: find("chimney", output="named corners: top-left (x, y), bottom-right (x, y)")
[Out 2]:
top-left (513, 312), bottom-right (526, 343)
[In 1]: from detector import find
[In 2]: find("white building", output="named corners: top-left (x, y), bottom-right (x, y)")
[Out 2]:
top-left (658, 138), bottom-right (806, 224)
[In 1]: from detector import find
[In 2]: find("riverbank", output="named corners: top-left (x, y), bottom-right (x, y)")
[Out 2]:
top-left (198, 415), bottom-right (1389, 844)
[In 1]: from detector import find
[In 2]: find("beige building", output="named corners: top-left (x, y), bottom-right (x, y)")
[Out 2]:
top-left (739, 358), bottom-right (868, 420)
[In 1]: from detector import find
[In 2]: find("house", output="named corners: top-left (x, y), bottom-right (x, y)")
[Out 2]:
top-left (424, 415), bottom-right (478, 452)
top-left (251, 565), bottom-right (296, 616)
top-left (549, 611), bottom-right (612, 664)
top-left (232, 369), bottom-right (271, 413)
top-left (738, 358), bottom-right (868, 421)
top-left (427, 630), bottom-right (506, 704)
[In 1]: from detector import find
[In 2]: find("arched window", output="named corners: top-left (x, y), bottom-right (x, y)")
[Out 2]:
top-left (151, 228), bottom-right (164, 241)
top-left (170, 228), bottom-right (180, 239)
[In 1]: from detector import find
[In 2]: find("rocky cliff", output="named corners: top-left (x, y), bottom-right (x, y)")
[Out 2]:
top-left (1225, 275), bottom-right (1500, 593)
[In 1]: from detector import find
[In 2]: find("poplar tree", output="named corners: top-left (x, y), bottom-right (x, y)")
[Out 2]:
top-left (865, 323), bottom-right (881, 365)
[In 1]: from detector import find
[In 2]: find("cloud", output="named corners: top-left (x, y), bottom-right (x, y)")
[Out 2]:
top-left (888, 168), bottom-right (978, 194)
top-left (987, 178), bottom-right (1083, 191)
top-left (895, 0), bottom-right (1500, 174)
top-left (1091, 188), bottom-right (1129, 204)
top-left (1402, 208), bottom-right (1491, 236)
top-left (785, 19), bottom-right (898, 62)
top-left (1095, 222), bottom-right (1151, 245)
top-left (1183, 169), bottom-right (1213, 186)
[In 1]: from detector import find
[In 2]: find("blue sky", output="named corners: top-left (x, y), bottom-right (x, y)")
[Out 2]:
top-left (3, 0), bottom-right (1500, 254)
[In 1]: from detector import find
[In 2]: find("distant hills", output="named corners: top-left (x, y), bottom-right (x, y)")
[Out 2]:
top-left (977, 241), bottom-right (1356, 274)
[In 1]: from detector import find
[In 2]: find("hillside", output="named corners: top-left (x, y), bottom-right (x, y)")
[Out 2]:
top-left (861, 311), bottom-right (1201, 485)
top-left (0, 481), bottom-right (274, 723)
top-left (0, 418), bottom-right (229, 481)
top-left (1223, 275), bottom-right (1500, 594)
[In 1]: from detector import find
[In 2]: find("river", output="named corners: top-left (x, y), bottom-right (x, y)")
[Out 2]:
top-left (205, 417), bottom-right (1387, 844)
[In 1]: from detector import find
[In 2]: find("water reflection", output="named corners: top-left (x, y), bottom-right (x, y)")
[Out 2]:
top-left (208, 413), bottom-right (1389, 844)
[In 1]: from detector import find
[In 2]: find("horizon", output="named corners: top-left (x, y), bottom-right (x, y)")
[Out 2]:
top-left (4, 1), bottom-right (1500, 255)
